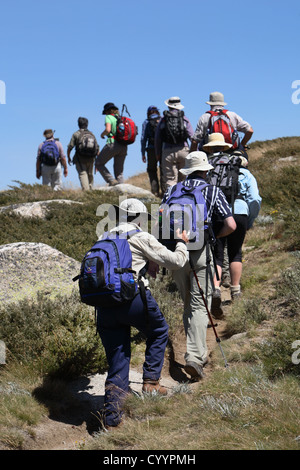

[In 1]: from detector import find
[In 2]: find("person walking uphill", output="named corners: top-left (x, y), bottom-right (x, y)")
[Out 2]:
top-left (96, 199), bottom-right (189, 429)
top-left (155, 96), bottom-right (194, 194)
top-left (36, 129), bottom-right (68, 190)
top-left (162, 151), bottom-right (236, 380)
top-left (95, 102), bottom-right (127, 186)
top-left (190, 92), bottom-right (254, 156)
top-left (141, 106), bottom-right (161, 196)
top-left (67, 117), bottom-right (99, 191)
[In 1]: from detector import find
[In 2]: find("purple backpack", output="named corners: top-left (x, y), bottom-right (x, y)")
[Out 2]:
top-left (159, 180), bottom-right (208, 251)
top-left (73, 230), bottom-right (140, 307)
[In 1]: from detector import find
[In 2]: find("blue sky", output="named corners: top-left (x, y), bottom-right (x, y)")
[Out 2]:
top-left (0, 0), bottom-right (299, 190)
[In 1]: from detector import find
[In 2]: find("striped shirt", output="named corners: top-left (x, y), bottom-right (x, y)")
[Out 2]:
top-left (162, 177), bottom-right (232, 223)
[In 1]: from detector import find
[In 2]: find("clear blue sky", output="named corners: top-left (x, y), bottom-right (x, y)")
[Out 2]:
top-left (0, 0), bottom-right (299, 190)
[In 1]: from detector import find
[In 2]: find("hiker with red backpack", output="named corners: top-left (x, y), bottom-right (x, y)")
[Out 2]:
top-left (95, 102), bottom-right (137, 186)
top-left (36, 129), bottom-right (68, 191)
top-left (155, 96), bottom-right (194, 194)
top-left (190, 92), bottom-right (254, 157)
top-left (67, 117), bottom-right (100, 191)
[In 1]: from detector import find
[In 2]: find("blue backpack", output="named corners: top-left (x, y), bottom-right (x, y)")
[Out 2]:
top-left (40, 140), bottom-right (60, 166)
top-left (73, 229), bottom-right (141, 307)
top-left (159, 180), bottom-right (209, 251)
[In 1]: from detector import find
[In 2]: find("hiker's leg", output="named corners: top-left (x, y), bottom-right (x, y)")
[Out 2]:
top-left (172, 261), bottom-right (191, 334)
top-left (126, 291), bottom-right (169, 382)
top-left (176, 146), bottom-right (190, 183)
top-left (97, 310), bottom-right (131, 427)
top-left (113, 142), bottom-right (127, 184)
top-left (185, 248), bottom-right (213, 365)
top-left (86, 158), bottom-right (94, 189)
top-left (75, 160), bottom-right (90, 191)
top-left (227, 214), bottom-right (247, 291)
top-left (213, 237), bottom-right (226, 288)
top-left (41, 164), bottom-right (52, 187)
top-left (95, 144), bottom-right (116, 185)
top-left (161, 146), bottom-right (177, 190)
top-left (52, 164), bottom-right (62, 191)
top-left (146, 148), bottom-right (159, 195)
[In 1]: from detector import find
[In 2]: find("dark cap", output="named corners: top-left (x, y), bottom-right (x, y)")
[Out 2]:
top-left (102, 102), bottom-right (117, 115)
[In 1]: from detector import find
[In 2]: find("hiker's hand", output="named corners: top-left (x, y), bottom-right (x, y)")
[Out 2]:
top-left (176, 228), bottom-right (189, 244)
top-left (148, 261), bottom-right (159, 279)
top-left (142, 155), bottom-right (146, 163)
top-left (64, 168), bottom-right (68, 177)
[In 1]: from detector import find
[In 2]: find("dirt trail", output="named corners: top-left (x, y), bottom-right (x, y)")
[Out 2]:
top-left (23, 286), bottom-right (231, 451)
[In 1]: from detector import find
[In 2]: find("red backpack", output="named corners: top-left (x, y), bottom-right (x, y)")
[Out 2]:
top-left (115, 104), bottom-right (138, 145)
top-left (207, 109), bottom-right (239, 149)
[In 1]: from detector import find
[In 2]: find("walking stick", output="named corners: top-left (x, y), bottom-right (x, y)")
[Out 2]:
top-left (189, 258), bottom-right (229, 368)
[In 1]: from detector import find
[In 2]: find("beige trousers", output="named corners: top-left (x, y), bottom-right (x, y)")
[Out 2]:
top-left (161, 145), bottom-right (189, 193)
top-left (75, 157), bottom-right (95, 191)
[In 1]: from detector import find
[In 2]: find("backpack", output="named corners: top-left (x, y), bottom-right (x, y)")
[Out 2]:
top-left (158, 180), bottom-right (209, 251)
top-left (40, 140), bottom-right (60, 166)
top-left (115, 104), bottom-right (138, 145)
top-left (73, 230), bottom-right (141, 308)
top-left (147, 114), bottom-right (160, 147)
top-left (161, 110), bottom-right (189, 145)
top-left (206, 109), bottom-right (239, 149)
top-left (77, 130), bottom-right (98, 158)
top-left (206, 153), bottom-right (242, 208)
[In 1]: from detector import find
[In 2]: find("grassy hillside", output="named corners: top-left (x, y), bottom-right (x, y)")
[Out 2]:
top-left (0, 137), bottom-right (300, 450)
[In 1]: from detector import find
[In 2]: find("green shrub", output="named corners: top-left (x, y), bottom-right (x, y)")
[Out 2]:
top-left (0, 291), bottom-right (107, 378)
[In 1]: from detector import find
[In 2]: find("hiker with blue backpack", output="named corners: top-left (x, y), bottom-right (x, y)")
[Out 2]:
top-left (160, 151), bottom-right (236, 380)
top-left (36, 129), bottom-right (68, 190)
top-left (190, 92), bottom-right (254, 157)
top-left (202, 133), bottom-right (261, 315)
top-left (74, 198), bottom-right (189, 429)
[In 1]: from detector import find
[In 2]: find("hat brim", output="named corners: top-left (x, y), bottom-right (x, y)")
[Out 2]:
top-left (112, 205), bottom-right (154, 221)
top-left (179, 163), bottom-right (214, 175)
top-left (164, 100), bottom-right (184, 110)
top-left (206, 101), bottom-right (227, 106)
top-left (202, 141), bottom-right (232, 151)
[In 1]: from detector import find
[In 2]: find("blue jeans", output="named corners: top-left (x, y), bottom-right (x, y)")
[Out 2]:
top-left (97, 290), bottom-right (169, 426)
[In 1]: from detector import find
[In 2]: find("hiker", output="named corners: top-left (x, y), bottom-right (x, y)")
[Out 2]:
top-left (96, 198), bottom-right (189, 429)
top-left (155, 96), bottom-right (194, 194)
top-left (36, 129), bottom-right (68, 191)
top-left (162, 152), bottom-right (236, 380)
top-left (95, 102), bottom-right (127, 186)
top-left (67, 117), bottom-right (99, 191)
top-left (202, 134), bottom-right (261, 311)
top-left (141, 106), bottom-right (161, 196)
top-left (190, 92), bottom-right (254, 156)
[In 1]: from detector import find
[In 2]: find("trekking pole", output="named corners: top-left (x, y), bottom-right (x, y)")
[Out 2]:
top-left (189, 258), bottom-right (229, 368)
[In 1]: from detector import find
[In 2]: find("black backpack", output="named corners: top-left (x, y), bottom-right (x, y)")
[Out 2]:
top-left (161, 110), bottom-right (189, 144)
top-left (77, 130), bottom-right (98, 158)
top-left (206, 153), bottom-right (242, 209)
top-left (147, 114), bottom-right (160, 147)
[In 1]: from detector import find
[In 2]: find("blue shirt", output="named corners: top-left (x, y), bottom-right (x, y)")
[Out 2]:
top-left (234, 168), bottom-right (262, 229)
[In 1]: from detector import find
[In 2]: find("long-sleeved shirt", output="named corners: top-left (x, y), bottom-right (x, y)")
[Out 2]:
top-left (155, 109), bottom-right (194, 157)
top-left (234, 168), bottom-right (262, 229)
top-left (103, 222), bottom-right (189, 285)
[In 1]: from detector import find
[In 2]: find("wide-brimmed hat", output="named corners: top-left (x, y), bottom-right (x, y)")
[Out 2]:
top-left (179, 151), bottom-right (214, 176)
top-left (202, 133), bottom-right (232, 151)
top-left (113, 198), bottom-right (153, 220)
top-left (102, 102), bottom-right (118, 114)
top-left (206, 92), bottom-right (227, 106)
top-left (43, 129), bottom-right (54, 138)
top-left (164, 96), bottom-right (184, 110)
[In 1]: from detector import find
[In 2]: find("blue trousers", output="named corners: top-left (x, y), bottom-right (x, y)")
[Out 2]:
top-left (97, 289), bottom-right (169, 426)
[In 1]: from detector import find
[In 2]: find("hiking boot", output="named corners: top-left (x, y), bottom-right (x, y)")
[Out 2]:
top-left (231, 285), bottom-right (241, 301)
top-left (142, 379), bottom-right (168, 395)
top-left (211, 288), bottom-right (224, 319)
top-left (221, 274), bottom-right (231, 288)
top-left (184, 361), bottom-right (205, 379)
top-left (108, 179), bottom-right (119, 187)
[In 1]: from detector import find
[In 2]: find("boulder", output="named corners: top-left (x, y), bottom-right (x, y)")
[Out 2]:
top-left (0, 200), bottom-right (83, 219)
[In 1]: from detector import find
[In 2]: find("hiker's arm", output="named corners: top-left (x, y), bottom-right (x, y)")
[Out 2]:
top-left (216, 216), bottom-right (236, 238)
top-left (190, 139), bottom-right (198, 151)
top-left (101, 122), bottom-right (111, 139)
top-left (241, 127), bottom-right (254, 147)
top-left (36, 156), bottom-right (41, 179)
top-left (60, 156), bottom-right (68, 177)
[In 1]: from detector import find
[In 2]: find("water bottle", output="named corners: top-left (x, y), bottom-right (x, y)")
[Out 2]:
top-left (118, 122), bottom-right (125, 135)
